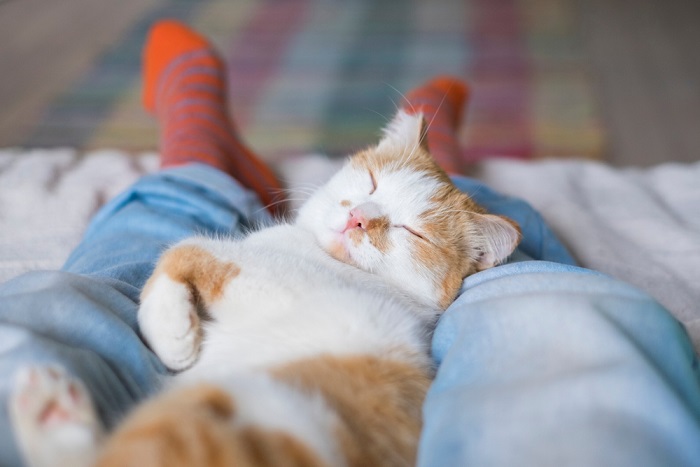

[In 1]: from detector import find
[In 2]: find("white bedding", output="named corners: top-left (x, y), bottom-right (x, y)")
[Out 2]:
top-left (1, 149), bottom-right (698, 352)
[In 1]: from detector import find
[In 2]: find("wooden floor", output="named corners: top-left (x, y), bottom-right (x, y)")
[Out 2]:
top-left (0, 0), bottom-right (698, 167)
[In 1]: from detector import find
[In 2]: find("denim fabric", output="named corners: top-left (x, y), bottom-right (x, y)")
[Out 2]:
top-left (419, 262), bottom-right (700, 466)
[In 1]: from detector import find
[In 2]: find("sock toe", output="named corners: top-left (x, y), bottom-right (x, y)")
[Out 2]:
top-left (406, 76), bottom-right (470, 128)
top-left (142, 19), bottom-right (218, 112)
top-left (428, 76), bottom-right (469, 110)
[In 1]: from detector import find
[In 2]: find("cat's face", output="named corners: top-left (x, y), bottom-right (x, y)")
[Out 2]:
top-left (296, 110), bottom-right (520, 310)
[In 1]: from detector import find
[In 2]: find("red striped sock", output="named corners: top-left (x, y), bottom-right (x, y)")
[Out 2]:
top-left (403, 76), bottom-right (470, 175)
top-left (143, 20), bottom-right (283, 214)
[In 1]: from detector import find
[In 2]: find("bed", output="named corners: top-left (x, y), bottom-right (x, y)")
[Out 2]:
top-left (1, 148), bottom-right (698, 353)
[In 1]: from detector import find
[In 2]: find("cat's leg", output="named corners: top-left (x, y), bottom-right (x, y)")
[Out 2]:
top-left (9, 366), bottom-right (104, 467)
top-left (139, 241), bottom-right (239, 371)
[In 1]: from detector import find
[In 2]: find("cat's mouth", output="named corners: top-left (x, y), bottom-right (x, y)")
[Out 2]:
top-left (324, 229), bottom-right (361, 266)
top-left (326, 240), bottom-right (349, 263)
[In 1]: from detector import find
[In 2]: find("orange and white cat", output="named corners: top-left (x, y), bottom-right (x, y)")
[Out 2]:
top-left (9, 110), bottom-right (520, 467)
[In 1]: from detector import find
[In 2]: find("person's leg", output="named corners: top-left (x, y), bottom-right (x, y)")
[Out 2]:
top-left (0, 20), bottom-right (276, 465)
top-left (143, 20), bottom-right (283, 214)
top-left (419, 262), bottom-right (700, 466)
top-left (65, 19), bottom-right (283, 284)
top-left (403, 76), bottom-right (469, 175)
top-left (64, 20), bottom-right (280, 288)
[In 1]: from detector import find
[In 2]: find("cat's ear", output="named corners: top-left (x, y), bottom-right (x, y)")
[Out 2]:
top-left (376, 109), bottom-right (429, 154)
top-left (471, 213), bottom-right (521, 270)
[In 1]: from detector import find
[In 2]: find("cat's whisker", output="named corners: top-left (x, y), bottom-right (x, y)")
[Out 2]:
top-left (387, 97), bottom-right (400, 115)
top-left (278, 184), bottom-right (318, 194)
top-left (365, 107), bottom-right (391, 125)
top-left (384, 82), bottom-right (416, 115)
top-left (420, 80), bottom-right (455, 153)
top-left (276, 174), bottom-right (322, 189)
top-left (254, 197), bottom-right (308, 215)
top-left (462, 184), bottom-right (485, 201)
top-left (395, 140), bottom-right (421, 172)
top-left (288, 190), bottom-right (318, 197)
top-left (292, 182), bottom-right (322, 191)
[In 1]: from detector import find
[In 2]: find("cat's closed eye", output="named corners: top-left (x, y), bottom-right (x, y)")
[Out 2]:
top-left (395, 224), bottom-right (428, 242)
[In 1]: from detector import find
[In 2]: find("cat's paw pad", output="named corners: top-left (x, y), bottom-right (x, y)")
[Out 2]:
top-left (139, 275), bottom-right (202, 371)
top-left (9, 366), bottom-right (102, 466)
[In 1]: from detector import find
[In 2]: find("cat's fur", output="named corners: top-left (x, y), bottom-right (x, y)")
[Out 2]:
top-left (9, 110), bottom-right (520, 467)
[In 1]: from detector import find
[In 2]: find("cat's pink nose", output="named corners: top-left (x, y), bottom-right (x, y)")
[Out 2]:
top-left (344, 208), bottom-right (367, 232)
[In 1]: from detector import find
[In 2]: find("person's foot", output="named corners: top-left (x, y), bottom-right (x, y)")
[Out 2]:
top-left (403, 76), bottom-right (469, 174)
top-left (143, 20), bottom-right (283, 213)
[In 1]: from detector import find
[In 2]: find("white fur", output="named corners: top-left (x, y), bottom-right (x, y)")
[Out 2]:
top-left (9, 367), bottom-right (103, 467)
top-left (376, 109), bottom-right (425, 154)
top-left (139, 274), bottom-right (201, 370)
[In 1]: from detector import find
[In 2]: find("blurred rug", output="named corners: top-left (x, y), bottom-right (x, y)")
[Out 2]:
top-left (19, 0), bottom-right (604, 163)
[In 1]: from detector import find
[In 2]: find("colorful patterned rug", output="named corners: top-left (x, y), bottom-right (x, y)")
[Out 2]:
top-left (21, 0), bottom-right (605, 164)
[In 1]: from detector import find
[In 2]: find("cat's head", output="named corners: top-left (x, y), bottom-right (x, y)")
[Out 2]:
top-left (296, 110), bottom-right (520, 310)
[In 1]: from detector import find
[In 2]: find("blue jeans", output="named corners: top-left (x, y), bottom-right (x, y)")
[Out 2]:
top-left (0, 165), bottom-right (698, 466)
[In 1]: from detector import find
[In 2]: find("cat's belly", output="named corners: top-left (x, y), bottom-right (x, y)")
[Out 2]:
top-left (179, 263), bottom-right (434, 382)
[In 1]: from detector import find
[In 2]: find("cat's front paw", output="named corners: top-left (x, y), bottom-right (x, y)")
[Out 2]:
top-left (9, 366), bottom-right (103, 467)
top-left (139, 274), bottom-right (202, 371)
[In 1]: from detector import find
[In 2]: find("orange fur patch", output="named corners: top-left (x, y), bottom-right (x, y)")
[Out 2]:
top-left (143, 244), bottom-right (240, 305)
top-left (348, 228), bottom-right (364, 247)
top-left (340, 199), bottom-right (351, 208)
top-left (418, 185), bottom-right (483, 308)
top-left (272, 354), bottom-right (432, 467)
top-left (97, 384), bottom-right (324, 467)
top-left (365, 215), bottom-right (391, 253)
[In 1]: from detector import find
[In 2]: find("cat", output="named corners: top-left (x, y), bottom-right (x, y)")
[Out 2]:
top-left (9, 110), bottom-right (520, 467)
